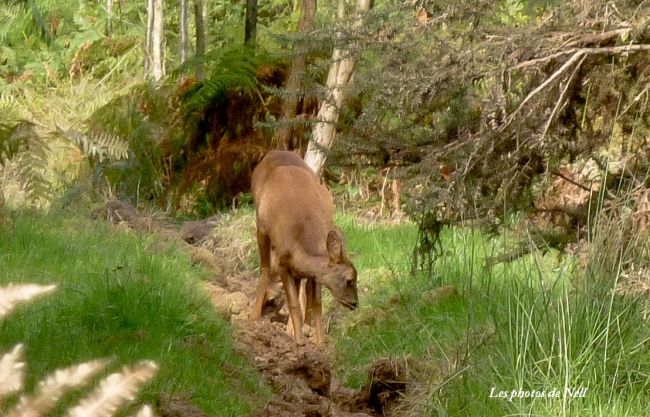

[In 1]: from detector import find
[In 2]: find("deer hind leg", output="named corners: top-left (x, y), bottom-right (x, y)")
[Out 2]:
top-left (304, 279), bottom-right (314, 326)
top-left (250, 229), bottom-right (271, 321)
top-left (286, 278), bottom-right (307, 336)
top-left (281, 270), bottom-right (305, 345)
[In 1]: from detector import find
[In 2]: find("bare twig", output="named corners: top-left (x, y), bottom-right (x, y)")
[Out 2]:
top-left (509, 48), bottom-right (578, 71)
top-left (541, 54), bottom-right (587, 140)
top-left (509, 42), bottom-right (650, 71)
top-left (379, 167), bottom-right (390, 217)
top-left (561, 28), bottom-right (631, 48)
top-left (502, 50), bottom-right (586, 130)
top-left (503, 44), bottom-right (650, 130)
top-left (550, 170), bottom-right (593, 193)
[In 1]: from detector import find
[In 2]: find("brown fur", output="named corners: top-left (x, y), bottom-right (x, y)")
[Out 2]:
top-left (249, 151), bottom-right (358, 345)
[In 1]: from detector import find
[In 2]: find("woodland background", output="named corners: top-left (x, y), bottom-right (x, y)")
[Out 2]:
top-left (1, 0), bottom-right (650, 416)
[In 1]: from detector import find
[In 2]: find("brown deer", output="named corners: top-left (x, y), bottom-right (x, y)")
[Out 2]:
top-left (249, 151), bottom-right (358, 345)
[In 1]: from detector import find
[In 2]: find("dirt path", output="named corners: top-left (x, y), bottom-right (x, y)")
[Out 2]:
top-left (96, 201), bottom-right (407, 417)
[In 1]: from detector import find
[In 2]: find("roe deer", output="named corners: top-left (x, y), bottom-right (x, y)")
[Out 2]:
top-left (249, 150), bottom-right (358, 345)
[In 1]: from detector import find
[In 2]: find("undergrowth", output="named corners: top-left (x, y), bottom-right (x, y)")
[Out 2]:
top-left (334, 217), bottom-right (650, 417)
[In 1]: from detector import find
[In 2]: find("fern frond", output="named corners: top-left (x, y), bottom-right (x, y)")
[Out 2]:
top-left (0, 344), bottom-right (25, 401)
top-left (26, 0), bottom-right (53, 43)
top-left (0, 284), bottom-right (57, 318)
top-left (0, 118), bottom-right (53, 203)
top-left (7, 360), bottom-right (107, 417)
top-left (59, 127), bottom-right (129, 162)
top-left (182, 47), bottom-right (259, 115)
top-left (67, 361), bottom-right (158, 417)
top-left (14, 131), bottom-right (53, 203)
top-left (0, 4), bottom-right (25, 42)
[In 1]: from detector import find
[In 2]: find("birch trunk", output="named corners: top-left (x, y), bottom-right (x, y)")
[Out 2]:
top-left (152, 0), bottom-right (165, 81)
top-left (276, 0), bottom-right (317, 150)
top-left (194, 0), bottom-right (205, 81)
top-left (303, 0), bottom-right (372, 174)
top-left (180, 0), bottom-right (189, 63)
top-left (106, 0), bottom-right (113, 36)
top-left (144, 0), bottom-right (154, 76)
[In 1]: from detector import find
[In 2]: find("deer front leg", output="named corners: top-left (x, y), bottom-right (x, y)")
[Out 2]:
top-left (250, 229), bottom-right (271, 321)
top-left (281, 270), bottom-right (305, 345)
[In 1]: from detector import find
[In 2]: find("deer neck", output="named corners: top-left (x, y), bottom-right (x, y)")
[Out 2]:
top-left (290, 251), bottom-right (330, 279)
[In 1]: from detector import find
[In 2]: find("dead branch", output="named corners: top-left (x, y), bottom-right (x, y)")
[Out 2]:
top-left (550, 170), bottom-right (593, 193)
top-left (502, 50), bottom-right (585, 130)
top-left (503, 44), bottom-right (650, 131)
top-left (509, 48), bottom-right (579, 71)
top-left (561, 28), bottom-right (631, 48)
top-left (483, 228), bottom-right (576, 267)
top-left (541, 53), bottom-right (587, 139)
top-left (511, 43), bottom-right (650, 71)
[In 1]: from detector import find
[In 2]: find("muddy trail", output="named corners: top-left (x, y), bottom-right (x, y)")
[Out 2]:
top-left (95, 201), bottom-right (408, 417)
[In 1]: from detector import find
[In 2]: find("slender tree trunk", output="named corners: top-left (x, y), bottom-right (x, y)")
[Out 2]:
top-left (194, 0), bottom-right (205, 80)
top-left (244, 0), bottom-right (258, 47)
top-left (117, 0), bottom-right (124, 31)
top-left (152, 0), bottom-right (165, 81)
top-left (106, 0), bottom-right (113, 36)
top-left (304, 0), bottom-right (373, 174)
top-left (144, 0), bottom-right (154, 77)
top-left (180, 0), bottom-right (189, 63)
top-left (276, 0), bottom-right (317, 150)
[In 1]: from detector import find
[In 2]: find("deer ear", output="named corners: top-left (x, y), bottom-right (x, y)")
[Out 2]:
top-left (327, 230), bottom-right (343, 262)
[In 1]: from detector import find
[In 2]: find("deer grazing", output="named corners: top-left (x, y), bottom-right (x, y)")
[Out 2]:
top-left (249, 151), bottom-right (358, 345)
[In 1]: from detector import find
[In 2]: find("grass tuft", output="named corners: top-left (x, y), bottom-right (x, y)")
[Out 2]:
top-left (0, 210), bottom-right (268, 416)
top-left (334, 215), bottom-right (650, 417)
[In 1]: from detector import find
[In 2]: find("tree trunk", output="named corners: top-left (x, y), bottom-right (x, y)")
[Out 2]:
top-left (144, 0), bottom-right (154, 76)
top-left (276, 0), bottom-right (317, 150)
top-left (304, 0), bottom-right (373, 174)
top-left (180, 0), bottom-right (189, 64)
top-left (194, 0), bottom-right (205, 81)
top-left (106, 0), bottom-right (113, 36)
top-left (245, 0), bottom-right (258, 47)
top-left (151, 0), bottom-right (165, 81)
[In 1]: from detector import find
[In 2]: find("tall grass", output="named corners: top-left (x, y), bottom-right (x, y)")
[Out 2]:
top-left (0, 210), bottom-right (268, 416)
top-left (334, 214), bottom-right (650, 416)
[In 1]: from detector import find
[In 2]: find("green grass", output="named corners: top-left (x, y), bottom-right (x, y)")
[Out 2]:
top-left (0, 210), bottom-right (269, 416)
top-left (335, 217), bottom-right (650, 417)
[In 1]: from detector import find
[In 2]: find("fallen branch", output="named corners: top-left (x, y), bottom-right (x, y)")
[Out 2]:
top-left (561, 28), bottom-right (631, 48)
top-left (509, 38), bottom-right (645, 71)
top-left (502, 49), bottom-right (585, 130)
top-left (484, 228), bottom-right (576, 267)
top-left (541, 53), bottom-right (587, 140)
top-left (503, 43), bottom-right (650, 130)
top-left (509, 48), bottom-right (578, 70)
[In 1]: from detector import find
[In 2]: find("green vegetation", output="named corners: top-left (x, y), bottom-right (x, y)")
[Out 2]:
top-left (1, 0), bottom-right (650, 416)
top-left (0, 210), bottom-right (268, 416)
top-left (335, 219), bottom-right (650, 417)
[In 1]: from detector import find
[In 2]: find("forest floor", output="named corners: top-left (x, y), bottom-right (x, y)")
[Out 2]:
top-left (97, 200), bottom-right (407, 417)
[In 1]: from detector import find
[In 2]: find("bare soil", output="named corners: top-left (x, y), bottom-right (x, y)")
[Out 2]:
top-left (96, 201), bottom-right (408, 417)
